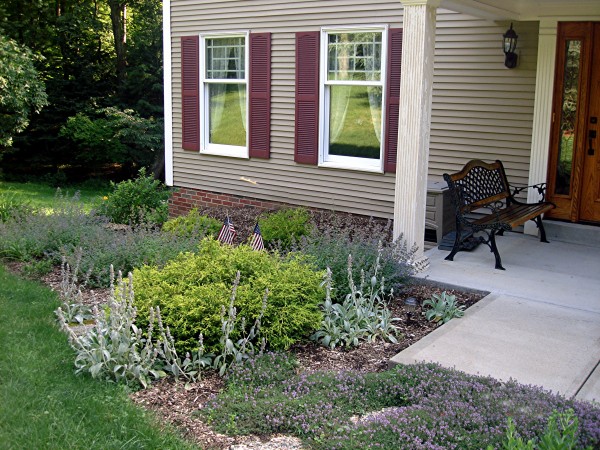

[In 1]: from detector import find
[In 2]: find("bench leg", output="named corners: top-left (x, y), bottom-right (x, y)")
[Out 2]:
top-left (535, 216), bottom-right (550, 243)
top-left (444, 226), bottom-right (463, 262)
top-left (489, 231), bottom-right (505, 270)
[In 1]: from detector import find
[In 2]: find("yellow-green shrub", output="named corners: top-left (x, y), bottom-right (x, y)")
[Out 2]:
top-left (162, 208), bottom-right (222, 238)
top-left (133, 237), bottom-right (324, 353)
top-left (258, 207), bottom-right (312, 250)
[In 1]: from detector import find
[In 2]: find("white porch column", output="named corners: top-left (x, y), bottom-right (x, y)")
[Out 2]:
top-left (524, 20), bottom-right (557, 235)
top-left (393, 0), bottom-right (440, 259)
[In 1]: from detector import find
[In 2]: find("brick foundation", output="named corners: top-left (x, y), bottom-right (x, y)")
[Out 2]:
top-left (169, 187), bottom-right (291, 217)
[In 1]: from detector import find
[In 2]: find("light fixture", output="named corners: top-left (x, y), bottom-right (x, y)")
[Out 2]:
top-left (405, 297), bottom-right (417, 323)
top-left (503, 23), bottom-right (518, 69)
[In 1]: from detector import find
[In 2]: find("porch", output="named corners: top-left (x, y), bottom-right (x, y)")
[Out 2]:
top-left (391, 229), bottom-right (600, 404)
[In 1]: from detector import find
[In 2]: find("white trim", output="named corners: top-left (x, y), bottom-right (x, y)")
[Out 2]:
top-left (199, 32), bottom-right (249, 159)
top-left (163, 0), bottom-right (173, 186)
top-left (318, 25), bottom-right (387, 173)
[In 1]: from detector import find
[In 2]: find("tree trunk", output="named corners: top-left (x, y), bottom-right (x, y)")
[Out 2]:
top-left (108, 0), bottom-right (127, 85)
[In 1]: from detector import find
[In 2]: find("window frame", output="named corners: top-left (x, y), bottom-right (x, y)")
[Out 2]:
top-left (199, 31), bottom-right (250, 158)
top-left (318, 25), bottom-right (388, 173)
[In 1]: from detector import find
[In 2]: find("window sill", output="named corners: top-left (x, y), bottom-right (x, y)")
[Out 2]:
top-left (318, 160), bottom-right (384, 174)
top-left (201, 145), bottom-right (249, 159)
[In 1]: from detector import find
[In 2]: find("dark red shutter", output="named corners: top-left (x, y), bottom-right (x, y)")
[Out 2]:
top-left (181, 36), bottom-right (200, 151)
top-left (249, 33), bottom-right (271, 158)
top-left (384, 28), bottom-right (403, 173)
top-left (294, 31), bottom-right (320, 165)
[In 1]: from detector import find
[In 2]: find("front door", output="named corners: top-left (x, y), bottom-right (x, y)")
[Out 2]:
top-left (547, 22), bottom-right (600, 223)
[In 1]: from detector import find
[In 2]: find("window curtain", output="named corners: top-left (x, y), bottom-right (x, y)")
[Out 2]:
top-left (208, 41), bottom-right (229, 134)
top-left (329, 36), bottom-right (351, 143)
top-left (232, 43), bottom-right (247, 133)
top-left (363, 35), bottom-right (382, 143)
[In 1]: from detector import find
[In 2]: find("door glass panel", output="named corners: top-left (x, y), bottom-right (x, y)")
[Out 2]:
top-left (555, 40), bottom-right (582, 195)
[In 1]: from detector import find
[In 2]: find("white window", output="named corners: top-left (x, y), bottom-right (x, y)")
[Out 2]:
top-left (319, 27), bottom-right (387, 172)
top-left (200, 33), bottom-right (249, 158)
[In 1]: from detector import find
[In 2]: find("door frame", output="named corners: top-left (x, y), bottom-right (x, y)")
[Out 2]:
top-left (545, 22), bottom-right (595, 222)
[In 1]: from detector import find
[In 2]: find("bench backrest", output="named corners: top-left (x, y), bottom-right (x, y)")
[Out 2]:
top-left (443, 160), bottom-right (511, 214)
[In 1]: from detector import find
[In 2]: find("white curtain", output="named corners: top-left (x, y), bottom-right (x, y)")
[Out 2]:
top-left (208, 41), bottom-right (229, 134)
top-left (363, 35), bottom-right (382, 143)
top-left (329, 37), bottom-right (351, 143)
top-left (232, 42), bottom-right (247, 133)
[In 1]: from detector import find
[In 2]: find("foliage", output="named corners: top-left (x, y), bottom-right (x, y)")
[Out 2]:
top-left (312, 257), bottom-right (401, 349)
top-left (132, 237), bottom-right (324, 354)
top-left (258, 207), bottom-right (312, 250)
top-left (297, 216), bottom-right (416, 301)
top-left (60, 225), bottom-right (200, 288)
top-left (0, 265), bottom-right (196, 450)
top-left (0, 189), bottom-right (104, 262)
top-left (162, 208), bottom-right (222, 238)
top-left (0, 0), bottom-right (163, 176)
top-left (0, 187), bottom-right (199, 287)
top-left (205, 358), bottom-right (600, 449)
top-left (0, 34), bottom-right (48, 148)
top-left (56, 267), bottom-right (210, 388)
top-left (59, 106), bottom-right (164, 169)
top-left (212, 271), bottom-right (268, 376)
top-left (0, 180), bottom-right (106, 212)
top-left (494, 410), bottom-right (592, 450)
top-left (422, 291), bottom-right (465, 324)
top-left (99, 168), bottom-right (170, 225)
top-left (0, 189), bottom-right (34, 222)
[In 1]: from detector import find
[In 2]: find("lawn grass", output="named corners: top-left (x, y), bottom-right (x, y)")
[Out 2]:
top-left (0, 180), bottom-right (108, 212)
top-left (0, 265), bottom-right (197, 450)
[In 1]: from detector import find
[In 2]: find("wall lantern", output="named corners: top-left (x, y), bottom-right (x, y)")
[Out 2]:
top-left (503, 23), bottom-right (518, 68)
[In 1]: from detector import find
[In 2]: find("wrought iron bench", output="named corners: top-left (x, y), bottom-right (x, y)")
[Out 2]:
top-left (443, 159), bottom-right (555, 270)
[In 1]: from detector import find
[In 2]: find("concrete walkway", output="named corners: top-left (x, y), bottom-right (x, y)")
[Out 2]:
top-left (390, 232), bottom-right (600, 404)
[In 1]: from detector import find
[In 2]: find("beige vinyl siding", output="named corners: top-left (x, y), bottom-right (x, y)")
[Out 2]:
top-left (169, 1), bottom-right (539, 219)
top-left (431, 12), bottom-right (539, 186)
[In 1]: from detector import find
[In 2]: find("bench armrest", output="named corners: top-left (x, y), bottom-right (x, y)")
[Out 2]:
top-left (509, 182), bottom-right (548, 203)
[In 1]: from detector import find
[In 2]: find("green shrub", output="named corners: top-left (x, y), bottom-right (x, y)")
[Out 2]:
top-left (132, 237), bottom-right (324, 354)
top-left (99, 168), bottom-right (170, 225)
top-left (258, 207), bottom-right (312, 250)
top-left (162, 208), bottom-right (222, 238)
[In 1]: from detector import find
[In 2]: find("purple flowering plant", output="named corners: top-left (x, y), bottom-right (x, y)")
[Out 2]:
top-left (203, 353), bottom-right (600, 449)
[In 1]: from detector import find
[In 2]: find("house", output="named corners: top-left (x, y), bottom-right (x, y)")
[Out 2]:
top-left (163, 0), bottom-right (600, 257)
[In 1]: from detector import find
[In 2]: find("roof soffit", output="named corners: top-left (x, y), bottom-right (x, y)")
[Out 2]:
top-left (440, 0), bottom-right (600, 20)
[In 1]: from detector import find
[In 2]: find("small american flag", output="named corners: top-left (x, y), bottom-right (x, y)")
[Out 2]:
top-left (217, 216), bottom-right (236, 245)
top-left (249, 222), bottom-right (265, 251)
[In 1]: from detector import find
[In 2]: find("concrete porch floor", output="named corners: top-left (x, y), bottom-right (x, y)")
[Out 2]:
top-left (391, 232), bottom-right (600, 404)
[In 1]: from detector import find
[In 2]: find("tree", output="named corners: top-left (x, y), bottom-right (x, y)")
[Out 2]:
top-left (0, 35), bottom-right (48, 148)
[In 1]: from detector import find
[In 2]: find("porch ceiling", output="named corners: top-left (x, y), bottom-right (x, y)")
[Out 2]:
top-left (441, 0), bottom-right (600, 21)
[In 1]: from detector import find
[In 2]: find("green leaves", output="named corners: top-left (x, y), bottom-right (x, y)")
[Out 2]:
top-left (312, 256), bottom-right (402, 349)
top-left (99, 167), bottom-right (170, 226)
top-left (422, 291), bottom-right (465, 324)
top-left (0, 34), bottom-right (48, 148)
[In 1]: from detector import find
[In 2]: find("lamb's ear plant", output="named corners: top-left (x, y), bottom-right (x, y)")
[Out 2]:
top-left (212, 271), bottom-right (268, 376)
top-left (56, 265), bottom-right (211, 388)
top-left (312, 253), bottom-right (401, 349)
top-left (422, 291), bottom-right (465, 324)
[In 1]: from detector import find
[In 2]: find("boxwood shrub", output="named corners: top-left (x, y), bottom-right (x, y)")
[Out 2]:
top-left (132, 237), bottom-right (324, 354)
